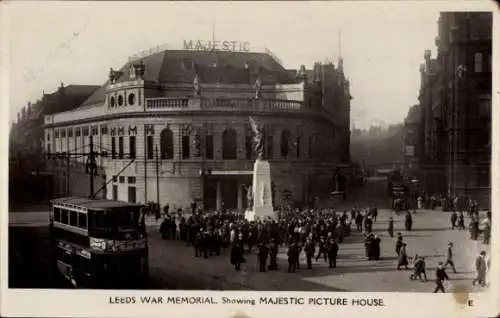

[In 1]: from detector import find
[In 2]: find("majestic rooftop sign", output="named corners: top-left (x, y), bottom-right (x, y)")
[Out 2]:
top-left (183, 40), bottom-right (250, 52)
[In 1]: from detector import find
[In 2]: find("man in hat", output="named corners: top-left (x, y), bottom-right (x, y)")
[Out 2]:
top-left (444, 242), bottom-right (457, 273)
top-left (387, 217), bottom-right (394, 237)
top-left (434, 261), bottom-right (449, 293)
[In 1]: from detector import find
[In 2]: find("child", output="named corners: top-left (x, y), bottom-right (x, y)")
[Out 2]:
top-left (410, 256), bottom-right (427, 281)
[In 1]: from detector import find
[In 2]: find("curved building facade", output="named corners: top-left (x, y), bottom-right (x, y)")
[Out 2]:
top-left (44, 49), bottom-right (351, 211)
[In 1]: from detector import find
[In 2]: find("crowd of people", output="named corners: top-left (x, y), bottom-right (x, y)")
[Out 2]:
top-left (150, 201), bottom-right (491, 292)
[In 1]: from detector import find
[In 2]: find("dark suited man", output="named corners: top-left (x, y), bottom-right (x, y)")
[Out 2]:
top-left (387, 217), bottom-right (394, 237)
top-left (327, 238), bottom-right (339, 269)
top-left (434, 261), bottom-right (449, 293)
top-left (304, 238), bottom-right (315, 269)
top-left (268, 238), bottom-right (279, 270)
top-left (160, 218), bottom-right (168, 240)
top-left (257, 242), bottom-right (269, 272)
top-left (355, 212), bottom-right (364, 232)
top-left (444, 242), bottom-right (457, 273)
top-left (315, 236), bottom-right (328, 262)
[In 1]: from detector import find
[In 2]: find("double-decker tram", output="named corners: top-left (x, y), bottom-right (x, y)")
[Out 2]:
top-left (48, 197), bottom-right (149, 288)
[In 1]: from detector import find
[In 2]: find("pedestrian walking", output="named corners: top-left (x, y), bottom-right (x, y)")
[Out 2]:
top-left (395, 233), bottom-right (403, 256)
top-left (397, 243), bottom-right (409, 270)
top-left (405, 211), bottom-right (413, 231)
top-left (257, 242), bottom-right (269, 272)
top-left (287, 243), bottom-right (299, 273)
top-left (315, 236), bottom-right (328, 262)
top-left (457, 211), bottom-right (465, 230)
top-left (304, 238), bottom-right (315, 269)
top-left (410, 256), bottom-right (427, 281)
top-left (387, 217), bottom-right (394, 237)
top-left (434, 261), bottom-right (449, 293)
top-left (444, 242), bottom-right (457, 273)
top-left (327, 238), bottom-right (339, 269)
top-left (450, 211), bottom-right (458, 230)
top-left (472, 251), bottom-right (487, 287)
top-left (268, 238), bottom-right (279, 270)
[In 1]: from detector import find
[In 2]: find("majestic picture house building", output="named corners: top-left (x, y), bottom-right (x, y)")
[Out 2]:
top-left (44, 43), bottom-right (352, 212)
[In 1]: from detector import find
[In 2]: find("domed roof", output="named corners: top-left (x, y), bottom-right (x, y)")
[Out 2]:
top-left (81, 50), bottom-right (296, 107)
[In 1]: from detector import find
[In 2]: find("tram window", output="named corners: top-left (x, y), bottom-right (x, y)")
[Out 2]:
top-left (78, 213), bottom-right (87, 229)
top-left (54, 208), bottom-right (61, 222)
top-left (61, 209), bottom-right (69, 224)
top-left (89, 211), bottom-right (106, 230)
top-left (69, 211), bottom-right (78, 226)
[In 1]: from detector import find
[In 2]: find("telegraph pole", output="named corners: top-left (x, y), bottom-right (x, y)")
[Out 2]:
top-left (88, 137), bottom-right (95, 198)
top-left (155, 145), bottom-right (160, 212)
top-left (66, 155), bottom-right (70, 196)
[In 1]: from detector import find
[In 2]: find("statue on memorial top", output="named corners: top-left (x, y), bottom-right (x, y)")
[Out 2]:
top-left (254, 76), bottom-right (262, 99)
top-left (193, 74), bottom-right (201, 96)
top-left (249, 116), bottom-right (265, 160)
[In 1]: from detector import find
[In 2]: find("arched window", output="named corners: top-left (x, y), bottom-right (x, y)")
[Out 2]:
top-left (281, 130), bottom-right (291, 158)
top-left (160, 128), bottom-right (174, 159)
top-left (222, 128), bottom-right (237, 159)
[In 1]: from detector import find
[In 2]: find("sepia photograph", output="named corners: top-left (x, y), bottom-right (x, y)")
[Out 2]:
top-left (1, 1), bottom-right (498, 317)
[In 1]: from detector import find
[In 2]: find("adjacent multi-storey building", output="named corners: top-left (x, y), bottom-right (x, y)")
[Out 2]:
top-left (43, 48), bottom-right (352, 211)
top-left (403, 104), bottom-right (420, 176)
top-left (417, 12), bottom-right (492, 207)
top-left (9, 84), bottom-right (99, 203)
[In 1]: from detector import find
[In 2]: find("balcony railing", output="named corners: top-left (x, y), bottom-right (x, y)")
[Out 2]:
top-left (145, 97), bottom-right (303, 112)
top-left (146, 97), bottom-right (189, 109)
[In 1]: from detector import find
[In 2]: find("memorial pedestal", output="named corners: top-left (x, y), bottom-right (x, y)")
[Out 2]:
top-left (246, 159), bottom-right (274, 221)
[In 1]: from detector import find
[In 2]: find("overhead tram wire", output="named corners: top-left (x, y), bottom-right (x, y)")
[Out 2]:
top-left (47, 138), bottom-right (136, 199)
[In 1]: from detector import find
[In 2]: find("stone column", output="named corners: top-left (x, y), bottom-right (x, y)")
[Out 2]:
top-left (216, 180), bottom-right (222, 211)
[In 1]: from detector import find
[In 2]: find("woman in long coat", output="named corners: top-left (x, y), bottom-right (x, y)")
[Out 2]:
top-left (397, 243), bottom-right (409, 270)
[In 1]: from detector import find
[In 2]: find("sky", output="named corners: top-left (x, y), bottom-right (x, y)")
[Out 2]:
top-left (2, 1), bottom-right (493, 129)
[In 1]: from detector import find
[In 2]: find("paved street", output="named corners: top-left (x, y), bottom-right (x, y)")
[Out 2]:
top-left (8, 207), bottom-right (490, 292)
top-left (146, 209), bottom-right (491, 292)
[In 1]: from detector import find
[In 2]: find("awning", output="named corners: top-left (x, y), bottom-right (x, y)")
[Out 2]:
top-left (210, 170), bottom-right (253, 176)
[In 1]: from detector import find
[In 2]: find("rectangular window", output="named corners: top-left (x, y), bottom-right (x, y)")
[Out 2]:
top-left (266, 135), bottom-right (273, 159)
top-left (75, 128), bottom-right (81, 137)
top-left (112, 175), bottom-right (117, 182)
top-left (47, 132), bottom-right (51, 141)
top-left (69, 211), bottom-right (78, 227)
top-left (127, 176), bottom-right (136, 184)
top-left (128, 187), bottom-right (137, 203)
top-left (296, 137), bottom-right (301, 158)
top-left (54, 207), bottom-right (61, 222)
top-left (60, 129), bottom-right (66, 138)
top-left (119, 176), bottom-right (125, 183)
top-left (118, 136), bottom-right (124, 159)
top-left (100, 124), bottom-right (108, 135)
top-left (245, 136), bottom-right (253, 160)
top-left (111, 137), bottom-right (116, 159)
top-left (55, 129), bottom-right (59, 138)
top-left (147, 135), bottom-right (154, 160)
top-left (83, 127), bottom-right (89, 136)
top-left (182, 135), bottom-right (190, 159)
top-left (129, 136), bottom-right (136, 159)
top-left (474, 52), bottom-right (483, 73)
top-left (68, 128), bottom-right (73, 138)
top-left (61, 209), bottom-right (69, 224)
top-left (112, 185), bottom-right (118, 201)
top-left (308, 136), bottom-right (313, 159)
top-left (78, 213), bottom-right (87, 229)
top-left (206, 135), bottom-right (214, 159)
top-left (91, 126), bottom-right (98, 136)
top-left (47, 144), bottom-right (51, 156)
